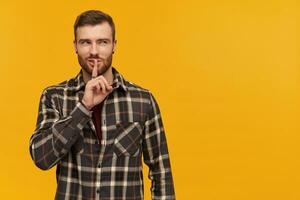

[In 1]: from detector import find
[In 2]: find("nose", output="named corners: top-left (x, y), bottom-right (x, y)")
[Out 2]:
top-left (90, 43), bottom-right (98, 56)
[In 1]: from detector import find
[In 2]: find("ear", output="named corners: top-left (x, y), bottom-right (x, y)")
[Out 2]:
top-left (73, 40), bottom-right (78, 54)
top-left (112, 40), bottom-right (117, 53)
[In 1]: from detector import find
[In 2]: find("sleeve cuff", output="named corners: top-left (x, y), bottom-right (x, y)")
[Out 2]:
top-left (69, 102), bottom-right (92, 130)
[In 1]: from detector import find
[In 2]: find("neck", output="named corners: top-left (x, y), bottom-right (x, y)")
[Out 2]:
top-left (82, 66), bottom-right (114, 85)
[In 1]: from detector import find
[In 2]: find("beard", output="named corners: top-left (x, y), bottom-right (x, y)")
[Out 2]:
top-left (77, 54), bottom-right (113, 76)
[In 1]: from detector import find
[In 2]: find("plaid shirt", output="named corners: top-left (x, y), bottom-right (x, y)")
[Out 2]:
top-left (29, 67), bottom-right (176, 200)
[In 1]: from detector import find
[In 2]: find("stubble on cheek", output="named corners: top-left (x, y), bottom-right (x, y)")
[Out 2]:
top-left (77, 55), bottom-right (91, 74)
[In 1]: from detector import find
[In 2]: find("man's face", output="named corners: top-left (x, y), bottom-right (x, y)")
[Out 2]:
top-left (74, 22), bottom-right (116, 76)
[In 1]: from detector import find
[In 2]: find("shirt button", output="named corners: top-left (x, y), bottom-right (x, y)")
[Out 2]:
top-left (96, 188), bottom-right (100, 193)
top-left (97, 163), bottom-right (101, 168)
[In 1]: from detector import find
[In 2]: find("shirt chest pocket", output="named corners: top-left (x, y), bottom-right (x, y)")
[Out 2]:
top-left (113, 121), bottom-right (143, 157)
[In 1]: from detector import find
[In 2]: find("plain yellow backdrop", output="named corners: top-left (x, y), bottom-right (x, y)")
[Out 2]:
top-left (0, 0), bottom-right (299, 199)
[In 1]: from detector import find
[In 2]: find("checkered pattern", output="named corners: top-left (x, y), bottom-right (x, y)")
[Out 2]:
top-left (29, 67), bottom-right (176, 200)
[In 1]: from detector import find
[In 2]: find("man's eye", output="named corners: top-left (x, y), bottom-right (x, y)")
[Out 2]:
top-left (81, 41), bottom-right (90, 44)
top-left (99, 41), bottom-right (108, 45)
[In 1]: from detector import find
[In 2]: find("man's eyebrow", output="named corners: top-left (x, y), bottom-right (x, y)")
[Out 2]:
top-left (78, 39), bottom-right (90, 42)
top-left (78, 38), bottom-right (111, 42)
top-left (96, 38), bottom-right (111, 42)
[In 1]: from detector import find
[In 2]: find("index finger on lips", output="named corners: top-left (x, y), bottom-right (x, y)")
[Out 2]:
top-left (92, 60), bottom-right (98, 79)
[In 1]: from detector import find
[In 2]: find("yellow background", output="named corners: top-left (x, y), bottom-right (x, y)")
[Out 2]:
top-left (0, 0), bottom-right (299, 199)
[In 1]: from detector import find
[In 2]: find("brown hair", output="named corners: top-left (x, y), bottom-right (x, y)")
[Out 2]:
top-left (74, 10), bottom-right (116, 41)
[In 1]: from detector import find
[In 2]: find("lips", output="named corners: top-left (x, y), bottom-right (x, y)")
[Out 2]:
top-left (87, 59), bottom-right (100, 62)
top-left (88, 60), bottom-right (96, 64)
top-left (87, 59), bottom-right (101, 66)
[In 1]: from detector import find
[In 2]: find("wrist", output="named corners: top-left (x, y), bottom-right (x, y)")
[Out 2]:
top-left (81, 99), bottom-right (92, 110)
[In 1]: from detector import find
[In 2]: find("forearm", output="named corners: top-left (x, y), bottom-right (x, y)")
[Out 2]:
top-left (144, 140), bottom-right (176, 200)
top-left (29, 102), bottom-right (91, 170)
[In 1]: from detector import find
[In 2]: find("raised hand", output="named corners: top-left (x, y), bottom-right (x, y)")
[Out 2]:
top-left (81, 60), bottom-right (113, 110)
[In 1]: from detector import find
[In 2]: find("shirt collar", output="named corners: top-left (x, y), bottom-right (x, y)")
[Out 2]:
top-left (73, 66), bottom-right (128, 92)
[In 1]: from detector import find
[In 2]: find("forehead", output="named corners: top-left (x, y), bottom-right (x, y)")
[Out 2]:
top-left (76, 22), bottom-right (113, 40)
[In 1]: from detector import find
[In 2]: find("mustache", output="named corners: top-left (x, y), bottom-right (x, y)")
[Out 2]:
top-left (87, 57), bottom-right (103, 59)
top-left (86, 57), bottom-right (104, 62)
